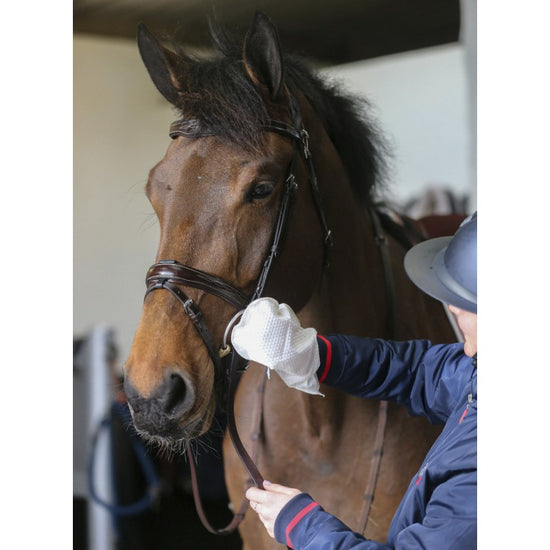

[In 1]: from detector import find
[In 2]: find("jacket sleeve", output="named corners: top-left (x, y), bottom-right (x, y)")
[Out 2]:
top-left (316, 335), bottom-right (472, 423)
top-left (274, 469), bottom-right (476, 550)
top-left (274, 493), bottom-right (391, 550)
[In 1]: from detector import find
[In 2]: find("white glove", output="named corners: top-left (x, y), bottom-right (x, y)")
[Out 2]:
top-left (231, 298), bottom-right (323, 396)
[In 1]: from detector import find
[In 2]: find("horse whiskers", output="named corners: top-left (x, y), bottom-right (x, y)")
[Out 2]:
top-left (132, 417), bottom-right (226, 460)
top-left (136, 430), bottom-right (190, 459)
top-left (125, 400), bottom-right (205, 457)
top-left (187, 434), bottom-right (222, 459)
top-left (137, 432), bottom-right (220, 464)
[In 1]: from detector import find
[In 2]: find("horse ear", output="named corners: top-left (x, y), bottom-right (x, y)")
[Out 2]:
top-left (243, 12), bottom-right (284, 100)
top-left (137, 23), bottom-right (185, 105)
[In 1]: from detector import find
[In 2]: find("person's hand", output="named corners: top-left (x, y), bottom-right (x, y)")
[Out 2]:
top-left (231, 298), bottom-right (323, 395)
top-left (246, 481), bottom-right (302, 538)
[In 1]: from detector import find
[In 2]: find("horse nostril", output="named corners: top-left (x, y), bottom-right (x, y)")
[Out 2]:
top-left (162, 373), bottom-right (192, 417)
top-left (123, 371), bottom-right (196, 436)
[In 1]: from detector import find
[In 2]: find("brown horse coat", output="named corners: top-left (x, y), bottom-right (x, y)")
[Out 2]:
top-left (124, 13), bottom-right (457, 549)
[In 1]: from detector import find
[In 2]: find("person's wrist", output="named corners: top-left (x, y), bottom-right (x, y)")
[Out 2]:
top-left (273, 492), bottom-right (315, 545)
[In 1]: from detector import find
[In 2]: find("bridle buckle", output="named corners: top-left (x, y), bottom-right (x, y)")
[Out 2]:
top-left (218, 344), bottom-right (232, 358)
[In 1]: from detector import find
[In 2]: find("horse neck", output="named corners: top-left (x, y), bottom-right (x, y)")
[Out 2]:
top-left (284, 143), bottom-right (390, 436)
top-left (298, 142), bottom-right (387, 336)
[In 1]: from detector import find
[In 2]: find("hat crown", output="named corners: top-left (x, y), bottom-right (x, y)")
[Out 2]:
top-left (444, 212), bottom-right (477, 297)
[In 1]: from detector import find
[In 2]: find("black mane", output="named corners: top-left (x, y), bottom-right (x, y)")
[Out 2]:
top-left (171, 26), bottom-right (389, 208)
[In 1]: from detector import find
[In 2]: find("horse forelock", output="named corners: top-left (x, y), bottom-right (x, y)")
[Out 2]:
top-left (168, 26), bottom-right (389, 204)
top-left (171, 47), bottom-right (268, 151)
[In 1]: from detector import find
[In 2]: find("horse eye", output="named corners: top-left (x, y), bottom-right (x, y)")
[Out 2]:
top-left (247, 182), bottom-right (274, 201)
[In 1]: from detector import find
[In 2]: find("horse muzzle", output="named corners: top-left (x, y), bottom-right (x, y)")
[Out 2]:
top-left (123, 369), bottom-right (203, 442)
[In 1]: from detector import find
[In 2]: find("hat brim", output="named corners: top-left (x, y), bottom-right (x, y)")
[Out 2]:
top-left (404, 237), bottom-right (476, 313)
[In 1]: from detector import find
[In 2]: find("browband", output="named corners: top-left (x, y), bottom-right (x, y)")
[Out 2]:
top-left (169, 118), bottom-right (302, 143)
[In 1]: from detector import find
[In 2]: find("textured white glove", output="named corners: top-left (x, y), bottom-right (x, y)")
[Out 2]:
top-left (231, 298), bottom-right (322, 396)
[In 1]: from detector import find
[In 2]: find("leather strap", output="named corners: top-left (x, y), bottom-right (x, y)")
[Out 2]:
top-left (169, 118), bottom-right (214, 138)
top-left (251, 171), bottom-right (297, 301)
top-left (355, 207), bottom-right (395, 535)
top-left (185, 360), bottom-right (269, 535)
top-left (147, 261), bottom-right (250, 310)
top-left (187, 439), bottom-right (249, 535)
top-left (267, 103), bottom-right (333, 270)
top-left (264, 120), bottom-right (302, 141)
top-left (184, 352), bottom-right (265, 535)
top-left (356, 206), bottom-right (428, 535)
top-left (144, 275), bottom-right (229, 402)
top-left (225, 353), bottom-right (265, 487)
top-left (357, 400), bottom-right (388, 535)
top-left (368, 206), bottom-right (396, 339)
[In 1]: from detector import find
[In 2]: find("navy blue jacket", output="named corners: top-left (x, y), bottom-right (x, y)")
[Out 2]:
top-left (274, 335), bottom-right (477, 549)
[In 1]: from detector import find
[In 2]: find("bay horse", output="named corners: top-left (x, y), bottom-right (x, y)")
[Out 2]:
top-left (124, 12), bottom-right (457, 549)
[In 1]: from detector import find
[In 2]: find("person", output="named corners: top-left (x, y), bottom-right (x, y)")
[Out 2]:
top-left (231, 212), bottom-right (477, 549)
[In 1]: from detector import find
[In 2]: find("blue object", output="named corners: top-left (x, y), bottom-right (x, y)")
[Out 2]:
top-left (404, 212), bottom-right (477, 313)
top-left (87, 401), bottom-right (160, 517)
top-left (274, 335), bottom-right (477, 549)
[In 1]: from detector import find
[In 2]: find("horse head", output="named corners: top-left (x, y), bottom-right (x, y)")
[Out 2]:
top-left (124, 13), bottom-right (333, 449)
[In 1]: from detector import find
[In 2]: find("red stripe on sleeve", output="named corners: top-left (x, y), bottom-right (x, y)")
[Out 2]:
top-left (286, 501), bottom-right (320, 548)
top-left (317, 335), bottom-right (332, 383)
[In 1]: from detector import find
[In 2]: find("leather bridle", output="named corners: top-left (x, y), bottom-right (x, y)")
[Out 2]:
top-left (143, 91), bottom-right (332, 532)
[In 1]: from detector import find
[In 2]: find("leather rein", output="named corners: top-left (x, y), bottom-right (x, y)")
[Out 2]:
top-left (143, 92), bottom-right (332, 534)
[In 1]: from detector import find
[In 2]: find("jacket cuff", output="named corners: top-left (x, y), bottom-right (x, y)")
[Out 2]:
top-left (316, 335), bottom-right (332, 383)
top-left (274, 492), bottom-right (322, 549)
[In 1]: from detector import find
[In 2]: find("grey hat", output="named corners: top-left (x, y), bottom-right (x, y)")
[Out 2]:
top-left (404, 212), bottom-right (477, 313)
